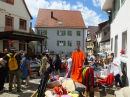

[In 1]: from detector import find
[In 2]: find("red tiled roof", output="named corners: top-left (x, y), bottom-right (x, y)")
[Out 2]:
top-left (22, 0), bottom-right (33, 19)
top-left (100, 31), bottom-right (110, 43)
top-left (35, 9), bottom-right (87, 29)
top-left (87, 26), bottom-right (99, 42)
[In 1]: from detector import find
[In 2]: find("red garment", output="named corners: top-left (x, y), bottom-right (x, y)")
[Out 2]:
top-left (85, 68), bottom-right (94, 91)
top-left (71, 51), bottom-right (85, 83)
top-left (95, 57), bottom-right (98, 62)
top-left (99, 73), bottom-right (114, 85)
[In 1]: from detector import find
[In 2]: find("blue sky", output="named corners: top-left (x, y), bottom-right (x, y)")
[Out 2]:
top-left (25, 0), bottom-right (108, 30)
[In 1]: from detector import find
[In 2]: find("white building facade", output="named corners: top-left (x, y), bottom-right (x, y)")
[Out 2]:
top-left (101, 0), bottom-right (130, 86)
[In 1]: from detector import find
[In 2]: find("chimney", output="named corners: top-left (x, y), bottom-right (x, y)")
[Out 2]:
top-left (51, 11), bottom-right (53, 18)
top-left (30, 22), bottom-right (32, 32)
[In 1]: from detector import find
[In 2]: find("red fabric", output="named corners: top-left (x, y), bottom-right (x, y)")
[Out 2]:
top-left (9, 41), bottom-right (13, 45)
top-left (99, 73), bottom-right (114, 85)
top-left (85, 68), bottom-right (94, 91)
top-left (95, 57), bottom-right (98, 62)
top-left (50, 86), bottom-right (67, 95)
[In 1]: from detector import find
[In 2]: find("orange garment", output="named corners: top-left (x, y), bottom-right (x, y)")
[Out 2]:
top-left (71, 51), bottom-right (85, 83)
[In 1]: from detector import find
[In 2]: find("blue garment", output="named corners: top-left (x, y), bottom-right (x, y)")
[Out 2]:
top-left (21, 58), bottom-right (29, 79)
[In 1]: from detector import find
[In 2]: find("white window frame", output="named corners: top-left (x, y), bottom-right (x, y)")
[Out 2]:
top-left (59, 41), bottom-right (64, 46)
top-left (59, 31), bottom-right (64, 36)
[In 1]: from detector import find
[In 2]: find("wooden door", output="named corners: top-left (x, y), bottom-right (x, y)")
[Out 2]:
top-left (5, 15), bottom-right (14, 31)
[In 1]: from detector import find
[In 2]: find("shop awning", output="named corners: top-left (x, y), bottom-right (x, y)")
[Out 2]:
top-left (0, 30), bottom-right (48, 42)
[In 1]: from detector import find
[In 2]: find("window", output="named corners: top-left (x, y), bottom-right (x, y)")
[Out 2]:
top-left (41, 30), bottom-right (47, 35)
top-left (19, 19), bottom-right (26, 30)
top-left (19, 40), bottom-right (25, 51)
top-left (77, 31), bottom-right (81, 36)
top-left (97, 42), bottom-right (98, 48)
top-left (57, 41), bottom-right (66, 46)
top-left (2, 0), bottom-right (14, 5)
top-left (114, 35), bottom-right (118, 57)
top-left (43, 40), bottom-right (47, 45)
top-left (68, 31), bottom-right (72, 36)
top-left (104, 32), bottom-right (107, 36)
top-left (68, 41), bottom-right (72, 46)
top-left (60, 31), bottom-right (64, 36)
top-left (77, 41), bottom-right (80, 46)
top-left (3, 40), bottom-right (9, 51)
top-left (6, 18), bottom-right (12, 26)
top-left (57, 30), bottom-right (66, 36)
top-left (111, 38), bottom-right (113, 51)
top-left (122, 31), bottom-right (127, 55)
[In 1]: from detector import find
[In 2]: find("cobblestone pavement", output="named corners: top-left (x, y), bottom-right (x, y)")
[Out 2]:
top-left (0, 69), bottom-right (117, 97)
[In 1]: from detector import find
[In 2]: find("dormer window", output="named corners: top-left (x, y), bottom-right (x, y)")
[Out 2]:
top-left (2, 0), bottom-right (14, 5)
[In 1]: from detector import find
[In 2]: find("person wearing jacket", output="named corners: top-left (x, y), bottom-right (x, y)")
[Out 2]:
top-left (21, 53), bottom-right (29, 86)
top-left (54, 54), bottom-right (61, 75)
top-left (39, 52), bottom-right (47, 80)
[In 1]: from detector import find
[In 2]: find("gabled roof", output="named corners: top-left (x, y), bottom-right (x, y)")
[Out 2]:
top-left (22, 0), bottom-right (33, 19)
top-left (35, 9), bottom-right (87, 29)
top-left (96, 20), bottom-right (109, 33)
top-left (87, 26), bottom-right (99, 42)
top-left (100, 31), bottom-right (110, 43)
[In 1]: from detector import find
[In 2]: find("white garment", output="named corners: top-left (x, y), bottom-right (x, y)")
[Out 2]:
top-left (67, 58), bottom-right (72, 68)
top-left (90, 55), bottom-right (95, 62)
top-left (109, 59), bottom-right (122, 76)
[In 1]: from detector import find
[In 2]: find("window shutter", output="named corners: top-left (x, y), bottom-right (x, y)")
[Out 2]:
top-left (68, 41), bottom-right (70, 46)
top-left (45, 40), bottom-right (47, 45)
top-left (64, 41), bottom-right (66, 46)
top-left (57, 30), bottom-right (59, 35)
top-left (68, 31), bottom-right (70, 36)
top-left (109, 12), bottom-right (112, 24)
top-left (38, 41), bottom-right (40, 45)
top-left (77, 31), bottom-right (78, 36)
top-left (77, 41), bottom-right (79, 46)
top-left (112, 0), bottom-right (115, 20)
top-left (57, 41), bottom-right (59, 46)
top-left (121, 0), bottom-right (124, 4)
top-left (45, 30), bottom-right (47, 35)
top-left (38, 30), bottom-right (40, 35)
top-left (117, 0), bottom-right (120, 11)
top-left (64, 31), bottom-right (66, 36)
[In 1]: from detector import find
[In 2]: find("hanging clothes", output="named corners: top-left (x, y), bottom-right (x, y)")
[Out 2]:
top-left (71, 51), bottom-right (85, 83)
top-left (82, 67), bottom-right (88, 84)
top-left (85, 68), bottom-right (94, 91)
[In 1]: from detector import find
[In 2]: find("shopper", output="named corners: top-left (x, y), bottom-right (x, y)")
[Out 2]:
top-left (39, 52), bottom-right (47, 80)
top-left (108, 55), bottom-right (122, 87)
top-left (54, 54), bottom-right (61, 75)
top-left (2, 47), bottom-right (22, 93)
top-left (21, 53), bottom-right (30, 86)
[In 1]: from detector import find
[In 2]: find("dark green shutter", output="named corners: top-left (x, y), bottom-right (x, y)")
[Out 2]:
top-left (45, 40), bottom-right (47, 45)
top-left (77, 31), bottom-right (78, 36)
top-left (64, 41), bottom-right (66, 46)
top-left (77, 41), bottom-right (79, 46)
top-left (68, 41), bottom-right (70, 46)
top-left (68, 31), bottom-right (70, 36)
top-left (109, 12), bottom-right (112, 24)
top-left (38, 41), bottom-right (40, 45)
top-left (57, 41), bottom-right (59, 46)
top-left (112, 0), bottom-right (115, 20)
top-left (38, 30), bottom-right (40, 35)
top-left (121, 0), bottom-right (124, 4)
top-left (45, 30), bottom-right (47, 35)
top-left (117, 0), bottom-right (120, 11)
top-left (57, 30), bottom-right (59, 35)
top-left (64, 31), bottom-right (66, 36)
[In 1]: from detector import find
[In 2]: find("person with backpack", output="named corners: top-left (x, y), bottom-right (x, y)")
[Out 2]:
top-left (2, 47), bottom-right (22, 93)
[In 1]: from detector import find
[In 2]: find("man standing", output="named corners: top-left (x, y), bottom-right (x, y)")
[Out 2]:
top-left (71, 45), bottom-right (85, 83)
top-left (108, 55), bottom-right (122, 87)
top-left (2, 47), bottom-right (22, 93)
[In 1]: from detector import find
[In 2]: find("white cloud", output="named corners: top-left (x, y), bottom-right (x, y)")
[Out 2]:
top-left (92, 0), bottom-right (101, 7)
top-left (25, 0), bottom-right (103, 27)
top-left (32, 28), bottom-right (35, 31)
